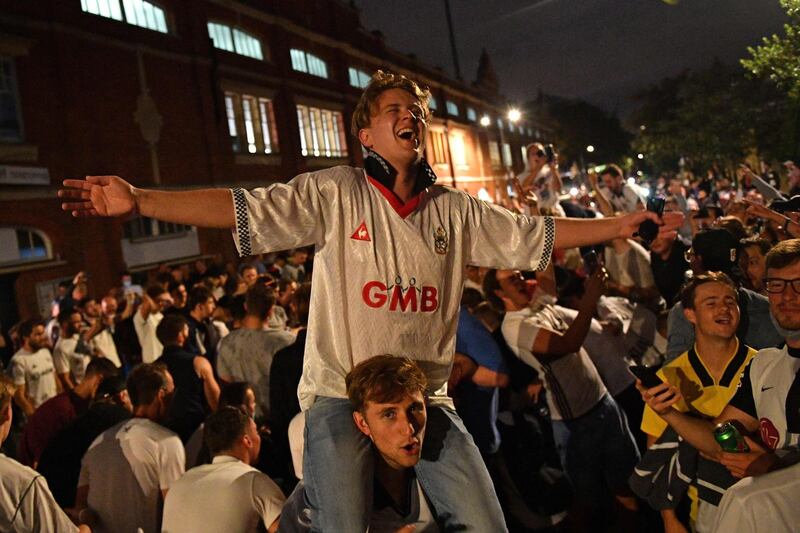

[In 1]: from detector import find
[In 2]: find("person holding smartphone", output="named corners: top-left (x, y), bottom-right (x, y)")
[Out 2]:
top-left (639, 272), bottom-right (757, 532)
top-left (516, 143), bottom-right (563, 215)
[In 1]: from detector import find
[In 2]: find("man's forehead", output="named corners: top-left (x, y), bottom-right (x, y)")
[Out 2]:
top-left (496, 269), bottom-right (520, 281)
top-left (768, 260), bottom-right (800, 276)
top-left (376, 88), bottom-right (421, 108)
top-left (366, 391), bottom-right (424, 409)
top-left (696, 282), bottom-right (736, 299)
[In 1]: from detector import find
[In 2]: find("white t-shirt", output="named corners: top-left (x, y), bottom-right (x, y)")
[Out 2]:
top-left (231, 166), bottom-right (554, 409)
top-left (502, 302), bottom-right (606, 420)
top-left (9, 348), bottom-right (58, 409)
top-left (90, 328), bottom-right (122, 367)
top-left (216, 327), bottom-right (296, 419)
top-left (0, 454), bottom-right (78, 532)
top-left (603, 239), bottom-right (655, 290)
top-left (712, 462), bottom-right (800, 533)
top-left (603, 182), bottom-right (644, 213)
top-left (517, 165), bottom-right (559, 209)
top-left (162, 455), bottom-right (285, 533)
top-left (53, 334), bottom-right (91, 383)
top-left (134, 311), bottom-right (164, 363)
top-left (79, 417), bottom-right (185, 533)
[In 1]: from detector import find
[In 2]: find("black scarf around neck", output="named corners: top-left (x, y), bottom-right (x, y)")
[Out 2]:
top-left (364, 150), bottom-right (437, 198)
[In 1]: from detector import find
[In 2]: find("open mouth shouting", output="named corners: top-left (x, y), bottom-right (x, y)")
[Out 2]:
top-left (401, 440), bottom-right (421, 455)
top-left (396, 126), bottom-right (421, 150)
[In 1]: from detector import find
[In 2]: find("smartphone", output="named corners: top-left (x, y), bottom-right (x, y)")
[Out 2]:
top-left (544, 144), bottom-right (555, 163)
top-left (637, 196), bottom-right (666, 245)
top-left (582, 250), bottom-right (600, 275)
top-left (629, 365), bottom-right (663, 388)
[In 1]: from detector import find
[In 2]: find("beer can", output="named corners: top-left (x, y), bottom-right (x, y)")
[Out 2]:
top-left (713, 421), bottom-right (750, 452)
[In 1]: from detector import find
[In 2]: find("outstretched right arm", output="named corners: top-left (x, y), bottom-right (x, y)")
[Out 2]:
top-left (59, 175), bottom-right (235, 229)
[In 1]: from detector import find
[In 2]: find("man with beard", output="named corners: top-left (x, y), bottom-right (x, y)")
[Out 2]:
top-left (10, 319), bottom-right (59, 416)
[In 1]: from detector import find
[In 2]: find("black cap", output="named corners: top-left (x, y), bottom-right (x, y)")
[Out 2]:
top-left (769, 195), bottom-right (800, 214)
top-left (96, 375), bottom-right (127, 398)
top-left (692, 228), bottom-right (739, 272)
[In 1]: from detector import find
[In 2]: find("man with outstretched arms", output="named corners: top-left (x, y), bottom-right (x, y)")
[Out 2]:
top-left (60, 70), bottom-right (678, 531)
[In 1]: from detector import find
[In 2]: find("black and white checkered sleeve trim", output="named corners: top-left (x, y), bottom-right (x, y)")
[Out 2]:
top-left (231, 188), bottom-right (252, 257)
top-left (535, 216), bottom-right (555, 271)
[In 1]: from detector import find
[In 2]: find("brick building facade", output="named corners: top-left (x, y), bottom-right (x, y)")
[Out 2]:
top-left (0, 0), bottom-right (542, 326)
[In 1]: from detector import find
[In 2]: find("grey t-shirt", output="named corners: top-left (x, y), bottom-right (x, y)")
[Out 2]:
top-left (216, 328), bottom-right (296, 419)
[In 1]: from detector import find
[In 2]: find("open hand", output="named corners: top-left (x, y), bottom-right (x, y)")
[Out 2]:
top-left (59, 175), bottom-right (137, 217)
top-left (636, 380), bottom-right (681, 416)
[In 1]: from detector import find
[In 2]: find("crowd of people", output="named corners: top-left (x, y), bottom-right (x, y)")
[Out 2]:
top-left (2, 69), bottom-right (800, 532)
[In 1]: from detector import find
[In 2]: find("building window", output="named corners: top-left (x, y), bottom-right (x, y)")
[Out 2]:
top-left (449, 132), bottom-right (467, 167)
top-left (224, 92), bottom-right (278, 154)
top-left (208, 23), bottom-right (264, 60)
top-left (0, 57), bottom-right (23, 142)
top-left (488, 141), bottom-right (501, 167)
top-left (502, 143), bottom-right (513, 168)
top-left (466, 107), bottom-right (477, 122)
top-left (496, 118), bottom-right (504, 130)
top-left (428, 130), bottom-right (447, 165)
top-left (296, 105), bottom-right (347, 157)
top-left (80, 0), bottom-right (168, 33)
top-left (521, 145), bottom-right (528, 162)
top-left (348, 67), bottom-right (371, 89)
top-left (290, 49), bottom-right (328, 79)
top-left (0, 227), bottom-right (52, 266)
top-left (123, 216), bottom-right (191, 241)
top-left (445, 100), bottom-right (459, 117)
top-left (428, 96), bottom-right (438, 112)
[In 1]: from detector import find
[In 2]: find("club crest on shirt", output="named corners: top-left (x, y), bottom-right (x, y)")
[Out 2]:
top-left (351, 221), bottom-right (371, 242)
top-left (433, 226), bottom-right (448, 254)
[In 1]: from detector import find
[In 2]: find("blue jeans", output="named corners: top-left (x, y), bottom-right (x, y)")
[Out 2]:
top-left (551, 394), bottom-right (640, 509)
top-left (303, 396), bottom-right (507, 532)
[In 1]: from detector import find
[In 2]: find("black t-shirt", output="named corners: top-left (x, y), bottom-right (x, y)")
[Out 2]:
top-left (158, 345), bottom-right (208, 442)
top-left (650, 240), bottom-right (689, 307)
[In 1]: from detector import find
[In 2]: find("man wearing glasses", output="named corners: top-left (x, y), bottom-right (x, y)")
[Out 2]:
top-left (639, 238), bottom-right (800, 490)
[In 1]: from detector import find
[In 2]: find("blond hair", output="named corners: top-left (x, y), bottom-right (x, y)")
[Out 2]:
top-left (350, 70), bottom-right (431, 139)
top-left (0, 374), bottom-right (16, 413)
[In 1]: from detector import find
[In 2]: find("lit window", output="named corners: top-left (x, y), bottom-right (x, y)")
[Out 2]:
top-left (0, 227), bottom-right (52, 266)
top-left (348, 67), bottom-right (371, 88)
top-left (521, 145), bottom-right (528, 161)
top-left (428, 131), bottom-right (447, 165)
top-left (466, 107), bottom-right (477, 122)
top-left (224, 91), bottom-right (278, 155)
top-left (428, 96), bottom-right (438, 111)
top-left (502, 142), bottom-right (513, 167)
top-left (507, 121), bottom-right (513, 132)
top-left (291, 49), bottom-right (328, 79)
top-left (449, 132), bottom-right (466, 167)
top-left (0, 57), bottom-right (23, 142)
top-left (123, 217), bottom-right (191, 240)
top-left (488, 142), bottom-right (501, 167)
top-left (296, 104), bottom-right (347, 157)
top-left (496, 118), bottom-right (504, 130)
top-left (207, 23), bottom-right (263, 60)
top-left (445, 100), bottom-right (459, 117)
top-left (81, 0), bottom-right (168, 33)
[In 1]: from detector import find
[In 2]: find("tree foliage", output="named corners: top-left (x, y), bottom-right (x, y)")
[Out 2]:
top-left (741, 0), bottom-right (800, 99)
top-left (629, 61), bottom-right (792, 172)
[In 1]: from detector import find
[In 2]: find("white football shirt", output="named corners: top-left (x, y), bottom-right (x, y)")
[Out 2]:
top-left (231, 166), bottom-right (554, 409)
top-left (9, 348), bottom-right (58, 409)
top-left (161, 455), bottom-right (285, 533)
top-left (78, 417), bottom-right (185, 533)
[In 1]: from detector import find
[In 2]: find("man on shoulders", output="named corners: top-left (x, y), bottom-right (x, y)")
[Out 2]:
top-left (162, 405), bottom-right (284, 533)
top-left (76, 363), bottom-right (184, 533)
top-left (0, 375), bottom-right (91, 532)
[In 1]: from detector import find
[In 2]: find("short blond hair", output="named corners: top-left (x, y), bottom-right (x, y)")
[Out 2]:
top-left (346, 355), bottom-right (427, 413)
top-left (0, 374), bottom-right (16, 413)
top-left (350, 70), bottom-right (431, 139)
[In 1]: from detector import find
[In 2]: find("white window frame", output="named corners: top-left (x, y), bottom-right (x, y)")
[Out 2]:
top-left (208, 22), bottom-right (264, 60)
top-left (0, 227), bottom-right (53, 266)
top-left (445, 100), bottom-right (459, 117)
top-left (81, 0), bottom-right (169, 33)
top-left (224, 91), bottom-right (278, 155)
top-left (348, 67), bottom-right (371, 89)
top-left (296, 104), bottom-right (347, 158)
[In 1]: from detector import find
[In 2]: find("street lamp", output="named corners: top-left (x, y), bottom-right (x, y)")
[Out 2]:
top-left (586, 145), bottom-right (595, 153)
top-left (507, 108), bottom-right (521, 123)
top-left (480, 115), bottom-right (491, 127)
top-left (637, 153), bottom-right (644, 160)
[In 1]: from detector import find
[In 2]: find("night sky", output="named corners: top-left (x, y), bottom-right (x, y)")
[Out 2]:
top-left (353, 0), bottom-right (789, 116)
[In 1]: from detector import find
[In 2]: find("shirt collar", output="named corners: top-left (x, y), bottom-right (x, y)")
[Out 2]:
top-left (364, 150), bottom-right (436, 197)
top-left (212, 455), bottom-right (241, 464)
